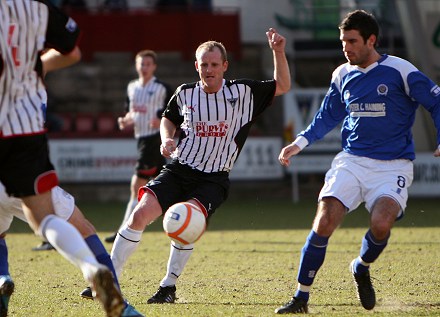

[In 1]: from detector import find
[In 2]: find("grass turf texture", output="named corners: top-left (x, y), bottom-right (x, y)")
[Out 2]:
top-left (6, 196), bottom-right (440, 316)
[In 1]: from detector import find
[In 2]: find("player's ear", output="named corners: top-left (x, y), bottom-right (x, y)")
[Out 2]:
top-left (368, 34), bottom-right (377, 47)
top-left (195, 61), bottom-right (199, 71)
top-left (223, 60), bottom-right (229, 72)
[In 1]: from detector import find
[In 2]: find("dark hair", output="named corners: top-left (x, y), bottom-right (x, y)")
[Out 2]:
top-left (339, 10), bottom-right (380, 46)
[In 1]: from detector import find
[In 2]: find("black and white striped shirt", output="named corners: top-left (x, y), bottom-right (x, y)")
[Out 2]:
top-left (164, 78), bottom-right (276, 173)
top-left (126, 76), bottom-right (171, 138)
top-left (0, 0), bottom-right (80, 137)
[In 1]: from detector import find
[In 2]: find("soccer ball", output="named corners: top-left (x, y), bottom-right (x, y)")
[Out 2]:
top-left (163, 202), bottom-right (206, 245)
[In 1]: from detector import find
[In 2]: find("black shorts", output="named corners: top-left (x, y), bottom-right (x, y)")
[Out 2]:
top-left (0, 134), bottom-right (58, 197)
top-left (136, 133), bottom-right (165, 178)
top-left (141, 160), bottom-right (230, 218)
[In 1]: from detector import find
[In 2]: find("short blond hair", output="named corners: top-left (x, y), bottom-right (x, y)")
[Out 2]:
top-left (195, 41), bottom-right (227, 62)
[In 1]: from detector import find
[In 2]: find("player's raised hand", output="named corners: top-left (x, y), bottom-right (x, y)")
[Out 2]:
top-left (266, 28), bottom-right (286, 52)
top-left (278, 143), bottom-right (301, 167)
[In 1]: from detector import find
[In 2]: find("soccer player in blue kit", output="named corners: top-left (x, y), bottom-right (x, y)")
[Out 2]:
top-left (276, 10), bottom-right (440, 314)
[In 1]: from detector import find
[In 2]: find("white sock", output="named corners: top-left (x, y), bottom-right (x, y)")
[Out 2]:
top-left (358, 256), bottom-right (371, 267)
top-left (39, 214), bottom-right (99, 282)
top-left (160, 241), bottom-right (194, 287)
top-left (111, 224), bottom-right (142, 279)
top-left (298, 283), bottom-right (311, 292)
top-left (120, 198), bottom-right (137, 227)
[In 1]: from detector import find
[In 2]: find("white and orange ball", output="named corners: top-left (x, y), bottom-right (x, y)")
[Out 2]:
top-left (163, 202), bottom-right (206, 245)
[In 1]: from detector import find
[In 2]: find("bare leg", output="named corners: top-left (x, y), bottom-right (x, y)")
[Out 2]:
top-left (111, 191), bottom-right (162, 278)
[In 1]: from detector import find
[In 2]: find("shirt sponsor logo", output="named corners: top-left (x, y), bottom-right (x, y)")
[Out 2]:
top-left (132, 103), bottom-right (147, 113)
top-left (349, 103), bottom-right (386, 117)
top-left (195, 121), bottom-right (228, 137)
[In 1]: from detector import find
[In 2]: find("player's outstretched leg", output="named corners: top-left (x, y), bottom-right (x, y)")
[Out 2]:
top-left (0, 275), bottom-right (14, 317)
top-left (38, 215), bottom-right (124, 317)
top-left (80, 233), bottom-right (143, 315)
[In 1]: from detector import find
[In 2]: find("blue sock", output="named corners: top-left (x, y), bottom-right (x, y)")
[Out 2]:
top-left (294, 290), bottom-right (310, 302)
top-left (354, 229), bottom-right (389, 274)
top-left (85, 235), bottom-right (120, 289)
top-left (0, 238), bottom-right (9, 276)
top-left (295, 230), bottom-right (329, 301)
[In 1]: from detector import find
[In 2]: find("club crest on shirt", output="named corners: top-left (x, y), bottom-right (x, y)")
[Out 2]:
top-left (227, 98), bottom-right (238, 108)
top-left (377, 84), bottom-right (388, 96)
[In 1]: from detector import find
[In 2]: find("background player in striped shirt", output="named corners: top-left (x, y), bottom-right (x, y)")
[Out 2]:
top-left (105, 50), bottom-right (172, 243)
top-left (276, 10), bottom-right (440, 314)
top-left (110, 27), bottom-right (291, 304)
top-left (0, 1), bottom-right (125, 316)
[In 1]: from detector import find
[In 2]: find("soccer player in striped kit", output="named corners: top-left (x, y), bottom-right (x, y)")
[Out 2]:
top-left (276, 10), bottom-right (440, 314)
top-left (0, 181), bottom-right (144, 316)
top-left (110, 28), bottom-right (291, 303)
top-left (0, 1), bottom-right (125, 316)
top-left (105, 50), bottom-right (172, 244)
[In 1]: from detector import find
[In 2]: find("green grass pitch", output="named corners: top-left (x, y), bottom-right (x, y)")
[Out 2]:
top-left (5, 195), bottom-right (440, 316)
